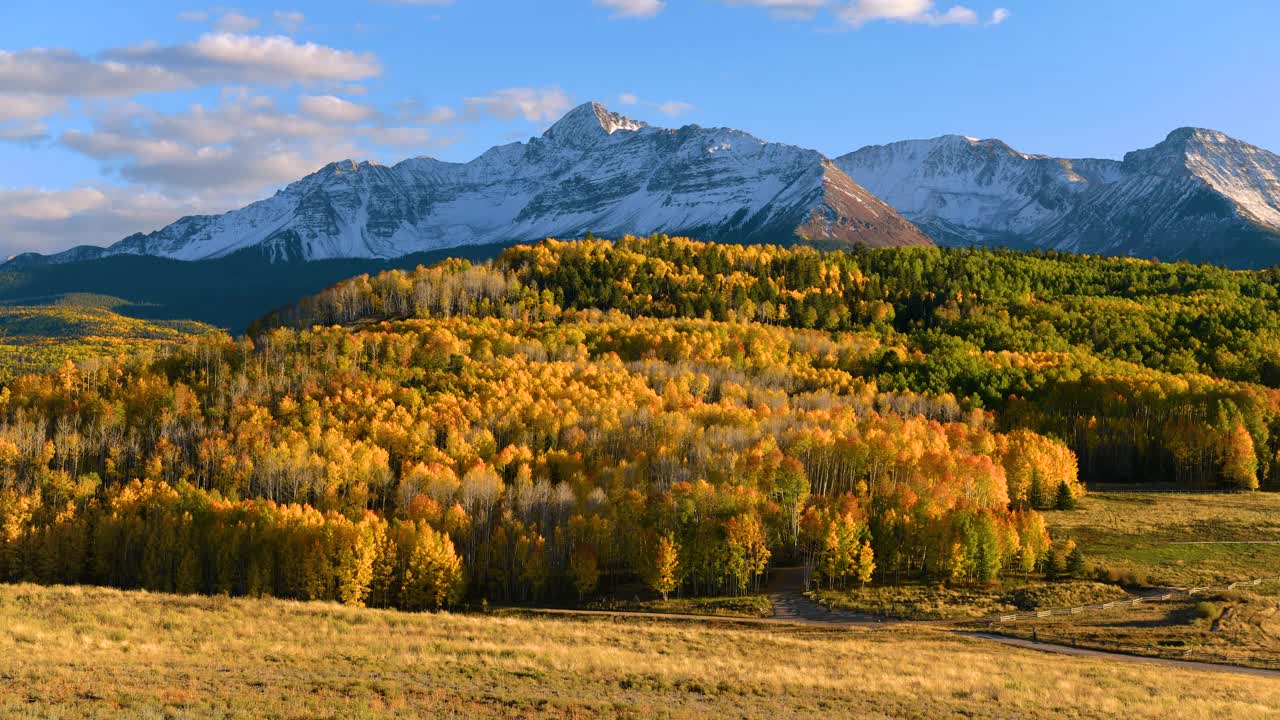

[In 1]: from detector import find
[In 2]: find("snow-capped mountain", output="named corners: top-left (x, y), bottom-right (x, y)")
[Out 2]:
top-left (21, 103), bottom-right (929, 265)
top-left (837, 128), bottom-right (1280, 267)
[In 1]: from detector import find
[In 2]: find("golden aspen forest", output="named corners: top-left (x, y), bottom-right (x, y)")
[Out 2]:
top-left (0, 236), bottom-right (1276, 614)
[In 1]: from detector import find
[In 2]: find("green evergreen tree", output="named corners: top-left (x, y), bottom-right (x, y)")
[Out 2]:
top-left (1041, 550), bottom-right (1061, 581)
top-left (1054, 481), bottom-right (1077, 510)
top-left (1065, 545), bottom-right (1086, 577)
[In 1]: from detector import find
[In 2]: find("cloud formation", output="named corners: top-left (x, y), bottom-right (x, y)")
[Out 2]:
top-left (838, 0), bottom-right (977, 27)
top-left (0, 33), bottom-right (381, 109)
top-left (298, 95), bottom-right (378, 123)
top-left (594, 0), bottom-right (666, 19)
top-left (0, 186), bottom-right (211, 256)
top-left (58, 89), bottom-right (448, 193)
top-left (726, 0), bottom-right (1010, 28)
top-left (0, 48), bottom-right (188, 96)
top-left (0, 94), bottom-right (67, 122)
top-left (463, 87), bottom-right (575, 122)
top-left (0, 122), bottom-right (48, 144)
top-left (108, 33), bottom-right (382, 86)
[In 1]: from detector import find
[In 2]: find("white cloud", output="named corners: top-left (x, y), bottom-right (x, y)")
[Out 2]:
top-left (215, 11), bottom-right (262, 33)
top-left (837, 0), bottom-right (981, 27)
top-left (61, 98), bottom-right (354, 190)
top-left (0, 94), bottom-right (67, 122)
top-left (463, 87), bottom-right (575, 122)
top-left (177, 10), bottom-right (210, 22)
top-left (618, 92), bottom-right (639, 105)
top-left (298, 95), bottom-right (377, 123)
top-left (654, 100), bottom-right (694, 117)
top-left (594, 0), bottom-right (666, 19)
top-left (57, 90), bottom-right (453, 196)
top-left (0, 122), bottom-right (49, 144)
top-left (107, 33), bottom-right (382, 86)
top-left (0, 48), bottom-right (189, 96)
top-left (0, 187), bottom-right (112, 222)
top-left (273, 10), bottom-right (306, 33)
top-left (724, 0), bottom-right (1002, 27)
top-left (0, 34), bottom-right (381, 106)
top-left (0, 186), bottom-right (211, 256)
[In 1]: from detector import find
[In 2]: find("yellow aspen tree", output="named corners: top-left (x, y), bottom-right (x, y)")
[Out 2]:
top-left (1221, 422), bottom-right (1259, 490)
top-left (855, 540), bottom-right (875, 587)
top-left (648, 533), bottom-right (681, 601)
top-left (400, 523), bottom-right (464, 611)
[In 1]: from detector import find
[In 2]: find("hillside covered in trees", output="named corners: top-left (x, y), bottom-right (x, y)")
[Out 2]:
top-left (0, 294), bottom-right (218, 382)
top-left (0, 237), bottom-right (1274, 612)
top-left (259, 236), bottom-right (1280, 491)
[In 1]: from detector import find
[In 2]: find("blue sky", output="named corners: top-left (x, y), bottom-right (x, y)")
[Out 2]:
top-left (0, 0), bottom-right (1277, 255)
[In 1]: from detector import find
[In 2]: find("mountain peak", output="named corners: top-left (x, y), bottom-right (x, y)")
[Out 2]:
top-left (1124, 127), bottom-right (1262, 178)
top-left (1162, 126), bottom-right (1230, 147)
top-left (543, 102), bottom-right (647, 146)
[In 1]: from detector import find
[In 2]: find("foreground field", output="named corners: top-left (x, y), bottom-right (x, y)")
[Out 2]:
top-left (1, 585), bottom-right (1278, 719)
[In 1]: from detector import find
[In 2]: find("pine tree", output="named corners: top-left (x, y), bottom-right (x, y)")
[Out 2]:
top-left (1042, 550), bottom-right (1061, 581)
top-left (1054, 481), bottom-right (1077, 510)
top-left (1028, 477), bottom-right (1047, 509)
top-left (1065, 544), bottom-right (1086, 577)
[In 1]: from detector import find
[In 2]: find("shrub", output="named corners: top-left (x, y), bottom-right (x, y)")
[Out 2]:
top-left (1193, 601), bottom-right (1219, 621)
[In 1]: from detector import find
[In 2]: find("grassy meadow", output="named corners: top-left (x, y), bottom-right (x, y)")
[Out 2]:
top-left (1, 584), bottom-right (1278, 719)
top-left (811, 580), bottom-right (1131, 621)
top-left (1046, 492), bottom-right (1280, 591)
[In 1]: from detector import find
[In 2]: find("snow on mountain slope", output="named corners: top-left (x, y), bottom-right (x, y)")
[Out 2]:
top-left (837, 128), bottom-right (1280, 267)
top-left (25, 103), bottom-right (929, 265)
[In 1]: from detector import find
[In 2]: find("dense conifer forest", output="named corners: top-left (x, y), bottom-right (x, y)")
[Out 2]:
top-left (1, 237), bottom-right (1275, 610)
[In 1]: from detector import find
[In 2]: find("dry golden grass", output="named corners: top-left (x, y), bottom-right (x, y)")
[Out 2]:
top-left (812, 580), bottom-right (1129, 620)
top-left (587, 594), bottom-right (775, 618)
top-left (1, 584), bottom-right (1278, 719)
